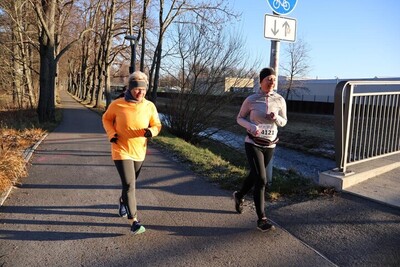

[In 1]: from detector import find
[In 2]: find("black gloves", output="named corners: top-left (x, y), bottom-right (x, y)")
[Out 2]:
top-left (110, 133), bottom-right (118, 143)
top-left (144, 129), bottom-right (152, 138)
top-left (110, 130), bottom-right (151, 143)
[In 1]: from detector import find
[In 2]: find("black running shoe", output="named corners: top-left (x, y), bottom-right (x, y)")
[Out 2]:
top-left (131, 221), bottom-right (146, 235)
top-left (257, 218), bottom-right (275, 232)
top-left (233, 191), bottom-right (244, 214)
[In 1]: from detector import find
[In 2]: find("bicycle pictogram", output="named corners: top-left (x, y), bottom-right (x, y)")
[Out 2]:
top-left (273, 0), bottom-right (290, 11)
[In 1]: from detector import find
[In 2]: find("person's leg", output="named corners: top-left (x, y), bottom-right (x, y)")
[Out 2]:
top-left (234, 143), bottom-right (263, 214)
top-left (236, 143), bottom-right (260, 198)
top-left (266, 156), bottom-right (273, 186)
top-left (114, 160), bottom-right (143, 220)
top-left (253, 147), bottom-right (274, 220)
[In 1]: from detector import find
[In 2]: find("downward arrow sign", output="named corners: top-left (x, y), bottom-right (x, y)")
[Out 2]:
top-left (271, 20), bottom-right (279, 35)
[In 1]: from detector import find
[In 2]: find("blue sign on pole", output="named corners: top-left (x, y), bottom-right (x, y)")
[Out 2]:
top-left (267, 0), bottom-right (297, 15)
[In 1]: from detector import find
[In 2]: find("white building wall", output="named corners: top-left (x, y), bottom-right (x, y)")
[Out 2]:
top-left (277, 77), bottom-right (400, 103)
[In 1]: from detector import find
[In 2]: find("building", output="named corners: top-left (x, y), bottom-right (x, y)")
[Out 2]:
top-left (276, 77), bottom-right (400, 103)
top-left (196, 77), bottom-right (254, 95)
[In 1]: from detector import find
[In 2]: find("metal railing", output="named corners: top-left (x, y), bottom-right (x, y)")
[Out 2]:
top-left (334, 80), bottom-right (400, 173)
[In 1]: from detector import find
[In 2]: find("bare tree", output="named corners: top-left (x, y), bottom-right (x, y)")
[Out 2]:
top-left (100, 0), bottom-right (132, 109)
top-left (161, 17), bottom-right (258, 143)
top-left (32, 0), bottom-right (91, 123)
top-left (145, 0), bottom-right (238, 103)
top-left (68, 0), bottom-right (134, 109)
top-left (279, 38), bottom-right (311, 100)
top-left (0, 0), bottom-right (38, 108)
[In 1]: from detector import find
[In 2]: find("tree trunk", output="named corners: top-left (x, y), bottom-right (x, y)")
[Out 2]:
top-left (140, 0), bottom-right (149, 72)
top-left (12, 31), bottom-right (23, 108)
top-left (151, 41), bottom-right (163, 103)
top-left (11, 1), bottom-right (24, 108)
top-left (35, 0), bottom-right (57, 123)
top-left (37, 41), bottom-right (56, 122)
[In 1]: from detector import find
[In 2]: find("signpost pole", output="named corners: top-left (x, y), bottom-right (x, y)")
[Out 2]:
top-left (267, 12), bottom-right (281, 186)
top-left (265, 0), bottom-right (297, 186)
top-left (269, 39), bottom-right (280, 90)
top-left (266, 39), bottom-right (279, 185)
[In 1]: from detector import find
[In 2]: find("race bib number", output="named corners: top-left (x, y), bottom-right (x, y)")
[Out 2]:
top-left (258, 124), bottom-right (276, 140)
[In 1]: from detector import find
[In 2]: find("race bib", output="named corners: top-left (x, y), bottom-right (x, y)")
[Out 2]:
top-left (258, 124), bottom-right (276, 140)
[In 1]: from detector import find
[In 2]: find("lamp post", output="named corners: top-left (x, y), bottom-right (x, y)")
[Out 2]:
top-left (125, 35), bottom-right (138, 74)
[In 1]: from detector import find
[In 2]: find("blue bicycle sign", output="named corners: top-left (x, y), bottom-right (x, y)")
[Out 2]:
top-left (267, 0), bottom-right (297, 15)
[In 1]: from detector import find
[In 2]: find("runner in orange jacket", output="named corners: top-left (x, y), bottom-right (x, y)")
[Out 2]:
top-left (102, 71), bottom-right (162, 235)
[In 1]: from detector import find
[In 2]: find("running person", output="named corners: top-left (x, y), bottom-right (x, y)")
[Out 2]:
top-left (102, 71), bottom-right (162, 234)
top-left (233, 67), bottom-right (287, 232)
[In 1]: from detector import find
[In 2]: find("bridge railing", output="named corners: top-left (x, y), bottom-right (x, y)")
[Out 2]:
top-left (334, 80), bottom-right (400, 173)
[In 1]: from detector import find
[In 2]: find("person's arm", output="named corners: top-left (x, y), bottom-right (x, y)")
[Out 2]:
top-left (144, 103), bottom-right (162, 137)
top-left (237, 98), bottom-right (259, 136)
top-left (275, 97), bottom-right (287, 127)
top-left (102, 106), bottom-right (118, 142)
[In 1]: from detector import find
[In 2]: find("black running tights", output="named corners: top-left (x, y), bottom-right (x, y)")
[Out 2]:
top-left (114, 160), bottom-right (143, 220)
top-left (238, 143), bottom-right (274, 220)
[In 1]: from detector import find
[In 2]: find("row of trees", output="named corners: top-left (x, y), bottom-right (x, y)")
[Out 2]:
top-left (0, 0), bottom-right (310, 142)
top-left (0, 0), bottom-right (241, 121)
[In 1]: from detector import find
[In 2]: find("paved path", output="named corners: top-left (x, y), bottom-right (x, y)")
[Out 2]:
top-left (1, 91), bottom-right (399, 267)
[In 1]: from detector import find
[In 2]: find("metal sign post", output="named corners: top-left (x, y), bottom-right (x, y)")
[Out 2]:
top-left (265, 0), bottom-right (298, 185)
top-left (125, 35), bottom-right (139, 74)
top-left (265, 0), bottom-right (298, 74)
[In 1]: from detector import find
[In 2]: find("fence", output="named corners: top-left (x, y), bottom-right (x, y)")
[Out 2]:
top-left (334, 80), bottom-right (400, 173)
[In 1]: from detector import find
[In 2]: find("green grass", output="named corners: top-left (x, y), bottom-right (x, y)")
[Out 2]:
top-left (151, 130), bottom-right (331, 202)
top-left (151, 131), bottom-right (247, 190)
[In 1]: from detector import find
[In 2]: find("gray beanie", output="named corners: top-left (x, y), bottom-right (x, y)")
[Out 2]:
top-left (259, 68), bottom-right (276, 83)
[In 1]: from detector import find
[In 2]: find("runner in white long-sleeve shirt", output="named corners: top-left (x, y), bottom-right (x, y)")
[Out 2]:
top-left (234, 67), bottom-right (287, 232)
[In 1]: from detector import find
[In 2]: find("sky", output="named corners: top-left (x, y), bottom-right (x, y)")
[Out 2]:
top-left (230, 0), bottom-right (400, 79)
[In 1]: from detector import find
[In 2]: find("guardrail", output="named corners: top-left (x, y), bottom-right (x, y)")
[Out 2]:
top-left (334, 80), bottom-right (400, 173)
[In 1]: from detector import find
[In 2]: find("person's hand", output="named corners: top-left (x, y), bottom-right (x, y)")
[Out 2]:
top-left (248, 124), bottom-right (260, 137)
top-left (144, 128), bottom-right (152, 138)
top-left (267, 112), bottom-right (277, 121)
top-left (110, 133), bottom-right (118, 143)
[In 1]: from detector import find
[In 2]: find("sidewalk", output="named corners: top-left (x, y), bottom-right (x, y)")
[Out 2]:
top-left (1, 90), bottom-right (399, 267)
top-left (319, 148), bottom-right (400, 209)
top-left (335, 153), bottom-right (400, 209)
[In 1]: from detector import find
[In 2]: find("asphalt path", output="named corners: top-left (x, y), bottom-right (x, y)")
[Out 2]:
top-left (1, 90), bottom-right (399, 267)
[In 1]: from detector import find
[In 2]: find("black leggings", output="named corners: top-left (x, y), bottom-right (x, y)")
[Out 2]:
top-left (114, 160), bottom-right (143, 220)
top-left (238, 143), bottom-right (274, 220)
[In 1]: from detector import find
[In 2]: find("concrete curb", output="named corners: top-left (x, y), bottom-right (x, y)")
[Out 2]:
top-left (319, 162), bottom-right (400, 190)
top-left (0, 133), bottom-right (48, 207)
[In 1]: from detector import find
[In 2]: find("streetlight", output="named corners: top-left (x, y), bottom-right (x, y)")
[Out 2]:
top-left (125, 35), bottom-right (138, 74)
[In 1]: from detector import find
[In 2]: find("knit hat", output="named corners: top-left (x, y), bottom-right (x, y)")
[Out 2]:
top-left (128, 71), bottom-right (148, 90)
top-left (259, 68), bottom-right (276, 83)
top-left (129, 79), bottom-right (147, 89)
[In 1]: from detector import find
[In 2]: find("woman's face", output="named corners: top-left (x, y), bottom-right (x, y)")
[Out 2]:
top-left (131, 87), bottom-right (146, 102)
top-left (260, 75), bottom-right (276, 93)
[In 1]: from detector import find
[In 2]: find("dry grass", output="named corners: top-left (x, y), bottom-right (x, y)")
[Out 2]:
top-left (0, 148), bottom-right (28, 190)
top-left (0, 110), bottom-right (48, 193)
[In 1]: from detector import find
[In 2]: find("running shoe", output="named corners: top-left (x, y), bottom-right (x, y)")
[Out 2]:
top-left (131, 221), bottom-right (146, 235)
top-left (257, 218), bottom-right (275, 232)
top-left (233, 191), bottom-right (244, 214)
